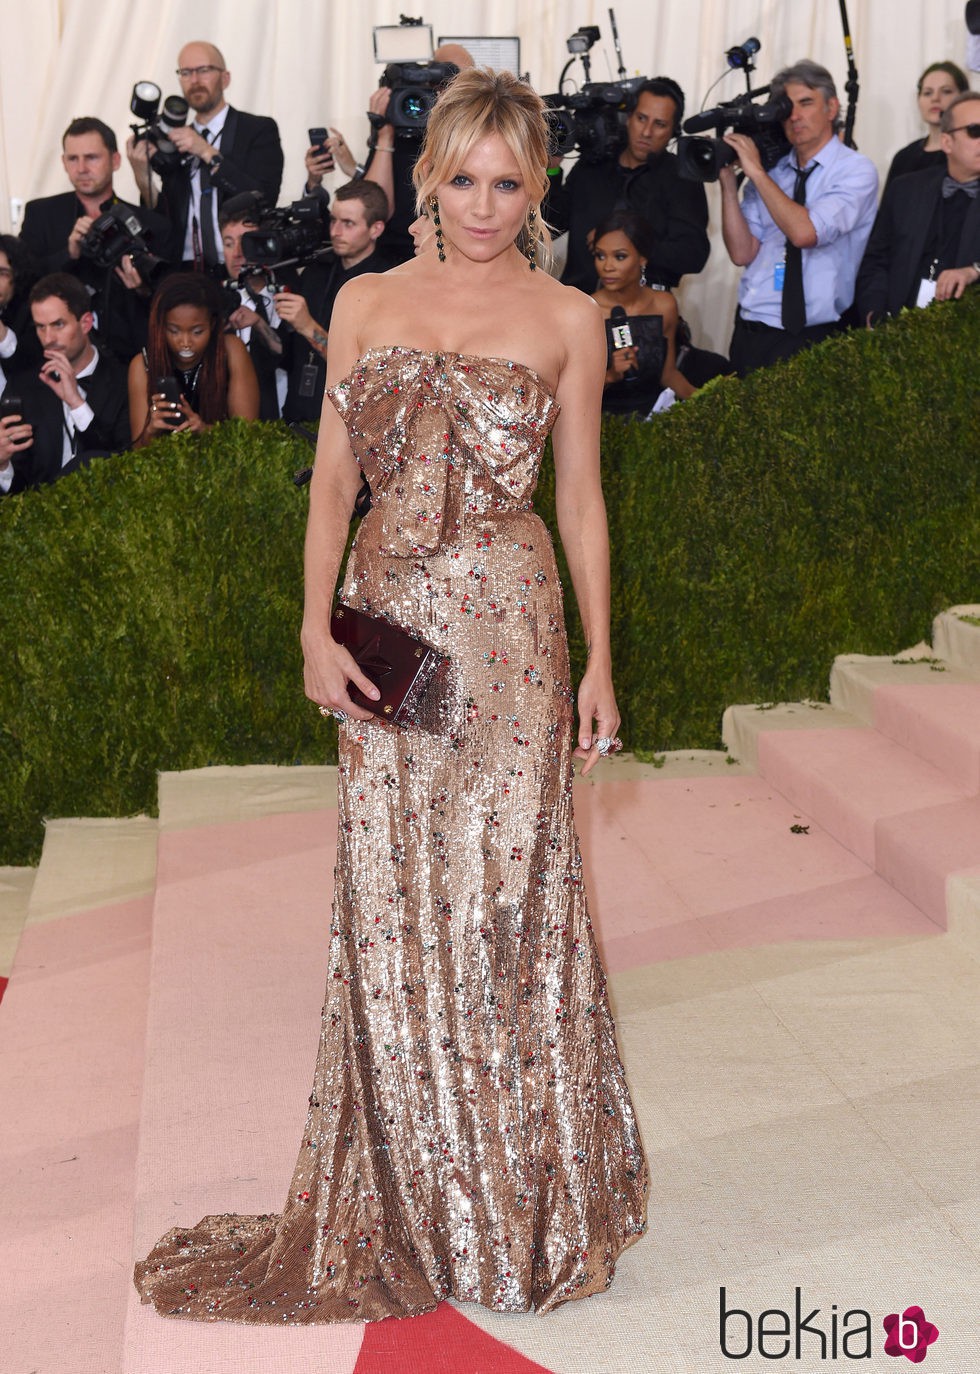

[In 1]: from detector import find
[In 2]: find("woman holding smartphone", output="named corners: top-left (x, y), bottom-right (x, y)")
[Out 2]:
top-left (128, 272), bottom-right (259, 445)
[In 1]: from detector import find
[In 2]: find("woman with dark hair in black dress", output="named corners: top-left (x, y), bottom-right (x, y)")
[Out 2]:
top-left (885, 61), bottom-right (970, 188)
top-left (590, 210), bottom-right (694, 417)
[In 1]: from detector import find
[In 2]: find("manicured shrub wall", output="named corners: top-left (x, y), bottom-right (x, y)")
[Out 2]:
top-left (1, 298), bottom-right (977, 863)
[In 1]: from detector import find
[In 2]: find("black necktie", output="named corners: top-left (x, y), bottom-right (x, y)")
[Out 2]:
top-left (782, 163), bottom-right (815, 335)
top-left (198, 130), bottom-right (218, 268)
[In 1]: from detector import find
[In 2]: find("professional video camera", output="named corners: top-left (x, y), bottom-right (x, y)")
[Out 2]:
top-left (129, 82), bottom-right (189, 175)
top-left (378, 60), bottom-right (459, 137)
top-left (240, 196), bottom-right (332, 276)
top-left (79, 203), bottom-right (170, 286)
top-left (676, 90), bottom-right (791, 182)
top-left (544, 77), bottom-right (646, 163)
top-left (542, 13), bottom-right (645, 164)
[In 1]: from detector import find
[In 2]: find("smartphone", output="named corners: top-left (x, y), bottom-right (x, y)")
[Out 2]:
top-left (153, 376), bottom-right (184, 426)
top-left (308, 127), bottom-right (334, 169)
top-left (0, 392), bottom-right (24, 421)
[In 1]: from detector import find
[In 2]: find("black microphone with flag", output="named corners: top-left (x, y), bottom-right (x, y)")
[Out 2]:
top-left (609, 305), bottom-right (638, 380)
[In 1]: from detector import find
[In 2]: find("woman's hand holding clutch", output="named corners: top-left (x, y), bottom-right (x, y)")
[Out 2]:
top-left (302, 626), bottom-right (380, 723)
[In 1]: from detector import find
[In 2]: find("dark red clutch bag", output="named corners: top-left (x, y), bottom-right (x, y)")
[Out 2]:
top-left (330, 604), bottom-right (447, 728)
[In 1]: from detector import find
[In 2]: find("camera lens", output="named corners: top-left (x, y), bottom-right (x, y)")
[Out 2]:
top-left (402, 92), bottom-right (428, 123)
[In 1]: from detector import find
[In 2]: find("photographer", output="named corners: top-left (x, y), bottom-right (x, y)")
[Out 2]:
top-left (276, 180), bottom-right (391, 421)
top-left (127, 41), bottom-right (283, 272)
top-left (548, 78), bottom-right (710, 293)
top-left (719, 60), bottom-right (877, 376)
top-left (0, 273), bottom-right (129, 496)
top-left (220, 194), bottom-right (291, 420)
top-left (349, 44), bottom-right (473, 265)
top-left (19, 118), bottom-right (176, 363)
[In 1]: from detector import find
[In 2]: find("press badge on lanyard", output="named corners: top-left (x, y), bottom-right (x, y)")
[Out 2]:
top-left (916, 259), bottom-right (938, 309)
top-left (773, 258), bottom-right (785, 291)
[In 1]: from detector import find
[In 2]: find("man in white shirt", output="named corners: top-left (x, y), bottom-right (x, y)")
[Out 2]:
top-left (719, 59), bottom-right (878, 376)
top-left (0, 274), bottom-right (129, 496)
top-left (127, 41), bottom-right (283, 272)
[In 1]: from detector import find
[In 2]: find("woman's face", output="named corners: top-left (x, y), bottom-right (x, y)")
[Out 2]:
top-left (0, 250), bottom-right (14, 311)
top-left (165, 304), bottom-right (212, 367)
top-left (592, 230), bottom-right (645, 293)
top-left (408, 212), bottom-right (434, 256)
top-left (918, 70), bottom-right (961, 129)
top-left (435, 132), bottom-right (529, 264)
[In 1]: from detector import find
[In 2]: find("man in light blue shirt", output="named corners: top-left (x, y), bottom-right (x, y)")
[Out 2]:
top-left (719, 60), bottom-right (878, 376)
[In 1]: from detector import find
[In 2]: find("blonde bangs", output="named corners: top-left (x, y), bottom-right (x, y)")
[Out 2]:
top-left (413, 68), bottom-right (553, 269)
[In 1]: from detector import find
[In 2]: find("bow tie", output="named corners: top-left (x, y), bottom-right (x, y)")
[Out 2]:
top-left (942, 175), bottom-right (979, 199)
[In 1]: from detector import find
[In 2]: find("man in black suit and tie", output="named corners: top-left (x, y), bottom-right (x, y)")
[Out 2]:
top-left (127, 41), bottom-right (284, 274)
top-left (0, 274), bottom-right (129, 497)
top-left (19, 118), bottom-right (175, 364)
top-left (857, 90), bottom-right (980, 325)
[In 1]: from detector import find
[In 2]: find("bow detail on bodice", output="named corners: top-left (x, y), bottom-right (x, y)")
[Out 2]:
top-left (328, 347), bottom-right (559, 557)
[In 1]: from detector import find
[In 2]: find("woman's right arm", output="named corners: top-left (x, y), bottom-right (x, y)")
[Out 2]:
top-left (301, 280), bottom-right (382, 720)
top-left (128, 354), bottom-right (152, 445)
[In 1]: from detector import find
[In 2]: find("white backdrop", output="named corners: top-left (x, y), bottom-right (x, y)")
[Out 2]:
top-left (0, 0), bottom-right (974, 350)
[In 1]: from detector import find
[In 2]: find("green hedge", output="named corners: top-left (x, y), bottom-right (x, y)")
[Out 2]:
top-left (2, 298), bottom-right (978, 864)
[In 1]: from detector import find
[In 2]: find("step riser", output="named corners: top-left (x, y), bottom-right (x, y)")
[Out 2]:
top-left (871, 692), bottom-right (980, 797)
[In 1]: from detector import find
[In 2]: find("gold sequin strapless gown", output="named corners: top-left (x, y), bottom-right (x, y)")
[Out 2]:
top-left (135, 347), bottom-right (648, 1323)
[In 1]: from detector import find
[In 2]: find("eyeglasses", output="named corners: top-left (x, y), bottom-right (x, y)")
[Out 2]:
top-left (946, 122), bottom-right (980, 139)
top-left (176, 65), bottom-right (224, 79)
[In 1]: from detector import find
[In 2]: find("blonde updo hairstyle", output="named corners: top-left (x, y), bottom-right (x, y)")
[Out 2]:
top-left (413, 68), bottom-right (552, 271)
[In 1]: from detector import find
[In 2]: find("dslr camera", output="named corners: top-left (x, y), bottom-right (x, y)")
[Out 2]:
top-left (129, 81), bottom-right (189, 175)
top-left (79, 203), bottom-right (170, 286)
top-left (677, 90), bottom-right (791, 182)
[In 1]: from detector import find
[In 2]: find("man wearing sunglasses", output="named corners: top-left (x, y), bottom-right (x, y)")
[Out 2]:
top-left (857, 90), bottom-right (980, 325)
top-left (126, 41), bottom-right (283, 274)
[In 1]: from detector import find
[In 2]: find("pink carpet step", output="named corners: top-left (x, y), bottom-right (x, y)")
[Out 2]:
top-left (753, 726), bottom-right (968, 868)
top-left (876, 798), bottom-right (980, 925)
top-left (869, 684), bottom-right (980, 795)
top-left (828, 657), bottom-right (980, 795)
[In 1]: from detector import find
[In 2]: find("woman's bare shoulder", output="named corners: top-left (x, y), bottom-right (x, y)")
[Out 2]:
top-left (331, 267), bottom-right (419, 334)
top-left (540, 275), bottom-right (605, 344)
top-left (223, 332), bottom-right (252, 364)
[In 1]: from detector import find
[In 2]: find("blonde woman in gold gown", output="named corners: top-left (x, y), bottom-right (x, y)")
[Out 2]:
top-left (135, 68), bottom-right (648, 1324)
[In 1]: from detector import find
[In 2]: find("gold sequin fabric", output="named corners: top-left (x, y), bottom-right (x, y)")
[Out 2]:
top-left (134, 347), bottom-right (648, 1323)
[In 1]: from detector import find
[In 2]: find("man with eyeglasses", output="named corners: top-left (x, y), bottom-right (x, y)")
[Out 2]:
top-left (857, 89), bottom-right (980, 325)
top-left (127, 40), bottom-right (283, 274)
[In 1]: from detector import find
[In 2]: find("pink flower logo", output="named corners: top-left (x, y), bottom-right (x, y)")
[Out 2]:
top-left (883, 1306), bottom-right (939, 1362)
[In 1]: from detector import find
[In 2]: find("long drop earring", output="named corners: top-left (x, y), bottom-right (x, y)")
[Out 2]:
top-left (639, 262), bottom-right (648, 288)
top-left (527, 206), bottom-right (537, 272)
top-left (430, 198), bottom-right (446, 263)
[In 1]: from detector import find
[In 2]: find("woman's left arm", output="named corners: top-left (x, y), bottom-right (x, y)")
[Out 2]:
top-left (224, 334), bottom-right (261, 420)
top-left (551, 295), bottom-right (620, 776)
